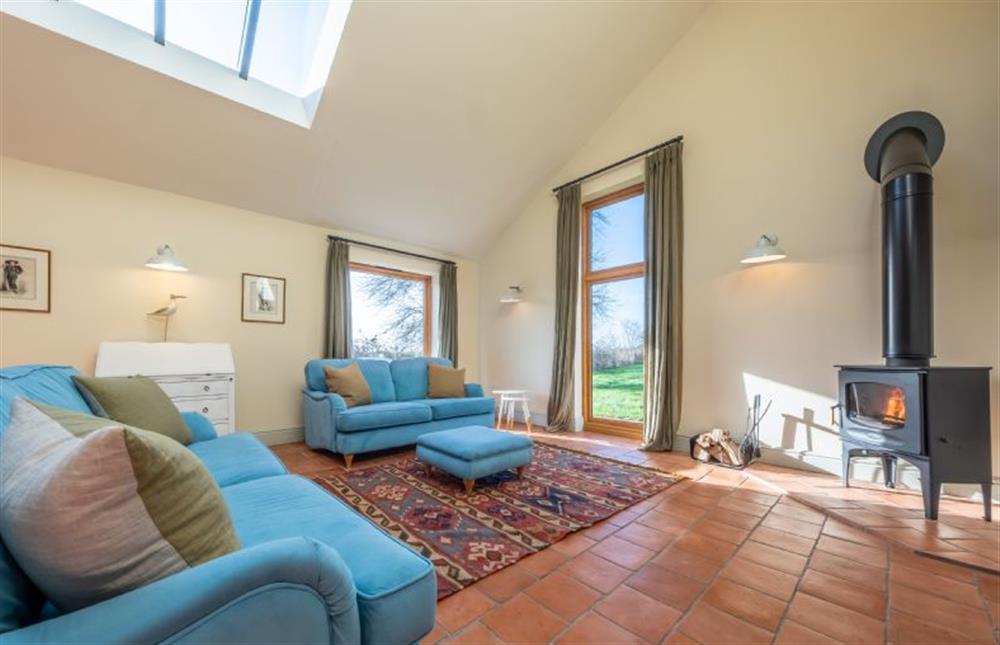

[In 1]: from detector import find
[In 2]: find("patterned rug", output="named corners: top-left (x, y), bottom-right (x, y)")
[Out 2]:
top-left (313, 443), bottom-right (680, 599)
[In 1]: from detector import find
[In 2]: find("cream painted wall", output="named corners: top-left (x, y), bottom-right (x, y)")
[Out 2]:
top-left (480, 1), bottom-right (1000, 480)
top-left (0, 157), bottom-right (480, 435)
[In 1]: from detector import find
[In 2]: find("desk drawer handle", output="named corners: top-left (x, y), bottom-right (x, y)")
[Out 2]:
top-left (203, 385), bottom-right (211, 392)
top-left (202, 407), bottom-right (209, 414)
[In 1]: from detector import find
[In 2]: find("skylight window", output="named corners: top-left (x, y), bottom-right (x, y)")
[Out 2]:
top-left (77, 0), bottom-right (153, 34)
top-left (166, 1), bottom-right (248, 71)
top-left (1, 0), bottom-right (352, 127)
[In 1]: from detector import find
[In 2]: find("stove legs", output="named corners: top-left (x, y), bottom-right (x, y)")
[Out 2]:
top-left (844, 448), bottom-right (993, 522)
top-left (880, 454), bottom-right (898, 489)
top-left (912, 459), bottom-right (940, 520)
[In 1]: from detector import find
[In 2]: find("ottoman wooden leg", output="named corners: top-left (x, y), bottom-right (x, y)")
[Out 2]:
top-left (516, 466), bottom-right (526, 477)
top-left (463, 479), bottom-right (475, 494)
top-left (423, 463), bottom-right (433, 478)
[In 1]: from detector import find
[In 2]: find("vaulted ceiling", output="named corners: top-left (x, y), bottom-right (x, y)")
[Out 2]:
top-left (0, 2), bottom-right (704, 258)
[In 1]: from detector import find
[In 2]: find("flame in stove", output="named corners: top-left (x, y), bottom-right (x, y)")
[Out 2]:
top-left (883, 388), bottom-right (906, 425)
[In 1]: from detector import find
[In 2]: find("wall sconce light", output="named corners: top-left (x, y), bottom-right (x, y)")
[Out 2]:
top-left (740, 234), bottom-right (787, 265)
top-left (145, 244), bottom-right (188, 272)
top-left (499, 285), bottom-right (523, 303)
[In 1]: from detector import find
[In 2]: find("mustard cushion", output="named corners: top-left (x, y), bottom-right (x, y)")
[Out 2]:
top-left (427, 363), bottom-right (466, 399)
top-left (323, 363), bottom-right (372, 408)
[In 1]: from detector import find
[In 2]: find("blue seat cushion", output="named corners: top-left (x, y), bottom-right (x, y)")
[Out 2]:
top-left (337, 402), bottom-right (432, 433)
top-left (304, 359), bottom-right (396, 403)
top-left (0, 365), bottom-right (91, 434)
top-left (389, 357), bottom-right (452, 401)
top-left (417, 425), bottom-right (533, 460)
top-left (419, 397), bottom-right (494, 420)
top-left (188, 433), bottom-right (288, 487)
top-left (222, 475), bottom-right (436, 645)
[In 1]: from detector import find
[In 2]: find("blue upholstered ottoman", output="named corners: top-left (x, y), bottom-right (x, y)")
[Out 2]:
top-left (416, 426), bottom-right (533, 493)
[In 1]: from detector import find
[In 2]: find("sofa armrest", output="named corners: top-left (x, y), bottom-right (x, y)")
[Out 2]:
top-left (181, 411), bottom-right (218, 443)
top-left (0, 538), bottom-right (360, 645)
top-left (465, 383), bottom-right (485, 398)
top-left (303, 389), bottom-right (347, 452)
top-left (303, 389), bottom-right (348, 412)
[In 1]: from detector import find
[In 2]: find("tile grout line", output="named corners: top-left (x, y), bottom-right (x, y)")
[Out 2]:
top-left (656, 479), bottom-right (783, 644)
top-left (769, 512), bottom-right (826, 644)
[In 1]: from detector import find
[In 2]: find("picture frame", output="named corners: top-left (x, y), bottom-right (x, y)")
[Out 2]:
top-left (241, 273), bottom-right (286, 324)
top-left (0, 244), bottom-right (51, 313)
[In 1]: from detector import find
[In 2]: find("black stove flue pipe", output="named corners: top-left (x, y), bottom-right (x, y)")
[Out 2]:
top-left (864, 111), bottom-right (945, 367)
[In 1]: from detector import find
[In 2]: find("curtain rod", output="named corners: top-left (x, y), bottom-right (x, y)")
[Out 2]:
top-left (551, 135), bottom-right (683, 194)
top-left (327, 235), bottom-right (457, 266)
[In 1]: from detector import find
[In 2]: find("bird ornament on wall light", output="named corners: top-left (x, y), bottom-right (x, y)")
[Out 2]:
top-left (147, 294), bottom-right (187, 342)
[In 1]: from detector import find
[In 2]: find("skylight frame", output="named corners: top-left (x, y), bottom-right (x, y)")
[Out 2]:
top-left (1, 0), bottom-right (351, 128)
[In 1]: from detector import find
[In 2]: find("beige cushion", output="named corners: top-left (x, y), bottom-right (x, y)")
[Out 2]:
top-left (428, 363), bottom-right (466, 398)
top-left (0, 399), bottom-right (240, 611)
top-left (72, 375), bottom-right (192, 445)
top-left (323, 363), bottom-right (372, 408)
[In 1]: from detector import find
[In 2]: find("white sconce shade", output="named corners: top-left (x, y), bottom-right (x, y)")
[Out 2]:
top-left (145, 245), bottom-right (188, 272)
top-left (741, 234), bottom-right (787, 265)
top-left (499, 285), bottom-right (523, 303)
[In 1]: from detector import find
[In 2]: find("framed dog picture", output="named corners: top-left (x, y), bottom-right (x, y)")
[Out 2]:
top-left (242, 273), bottom-right (285, 324)
top-left (0, 244), bottom-right (51, 313)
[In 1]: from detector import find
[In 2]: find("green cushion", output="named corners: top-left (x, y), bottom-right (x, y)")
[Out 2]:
top-left (0, 399), bottom-right (240, 611)
top-left (72, 375), bottom-right (191, 445)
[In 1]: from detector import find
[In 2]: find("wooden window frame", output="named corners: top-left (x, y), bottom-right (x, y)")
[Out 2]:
top-left (581, 183), bottom-right (645, 438)
top-left (349, 262), bottom-right (433, 357)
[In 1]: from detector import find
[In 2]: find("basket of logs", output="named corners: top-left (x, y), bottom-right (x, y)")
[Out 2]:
top-left (689, 429), bottom-right (749, 469)
top-left (689, 396), bottom-right (766, 470)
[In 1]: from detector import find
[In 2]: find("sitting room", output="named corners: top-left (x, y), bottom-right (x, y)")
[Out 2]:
top-left (0, 1), bottom-right (998, 643)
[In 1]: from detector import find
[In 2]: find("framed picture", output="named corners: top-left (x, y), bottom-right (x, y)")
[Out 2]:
top-left (0, 244), bottom-right (51, 313)
top-left (241, 273), bottom-right (285, 324)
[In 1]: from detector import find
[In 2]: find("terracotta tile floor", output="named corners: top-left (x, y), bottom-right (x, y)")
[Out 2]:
top-left (272, 428), bottom-right (1000, 644)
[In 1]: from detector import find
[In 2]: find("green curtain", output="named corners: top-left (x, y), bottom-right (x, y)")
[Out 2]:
top-left (439, 262), bottom-right (458, 364)
top-left (324, 238), bottom-right (353, 358)
top-left (546, 184), bottom-right (581, 433)
top-left (642, 143), bottom-right (683, 451)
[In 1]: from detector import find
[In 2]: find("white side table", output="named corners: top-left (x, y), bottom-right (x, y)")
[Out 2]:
top-left (492, 389), bottom-right (532, 433)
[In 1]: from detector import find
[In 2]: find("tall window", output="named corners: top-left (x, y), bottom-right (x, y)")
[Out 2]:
top-left (582, 184), bottom-right (645, 436)
top-left (350, 263), bottom-right (431, 359)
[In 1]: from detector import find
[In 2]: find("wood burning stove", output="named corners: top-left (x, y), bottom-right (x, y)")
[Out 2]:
top-left (835, 112), bottom-right (993, 521)
top-left (836, 366), bottom-right (992, 520)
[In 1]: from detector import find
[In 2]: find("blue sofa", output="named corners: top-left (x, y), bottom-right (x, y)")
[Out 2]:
top-left (0, 365), bottom-right (436, 645)
top-left (303, 357), bottom-right (495, 464)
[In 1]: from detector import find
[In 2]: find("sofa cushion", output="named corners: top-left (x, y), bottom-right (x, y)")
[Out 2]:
top-left (0, 400), bottom-right (240, 612)
top-left (72, 375), bottom-right (192, 445)
top-left (427, 363), bottom-right (466, 398)
top-left (420, 397), bottom-right (495, 420)
top-left (188, 433), bottom-right (288, 487)
top-left (305, 359), bottom-right (396, 403)
top-left (390, 357), bottom-right (452, 401)
top-left (323, 364), bottom-right (372, 408)
top-left (0, 365), bottom-right (91, 433)
top-left (337, 402), bottom-right (432, 433)
top-left (222, 476), bottom-right (436, 645)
